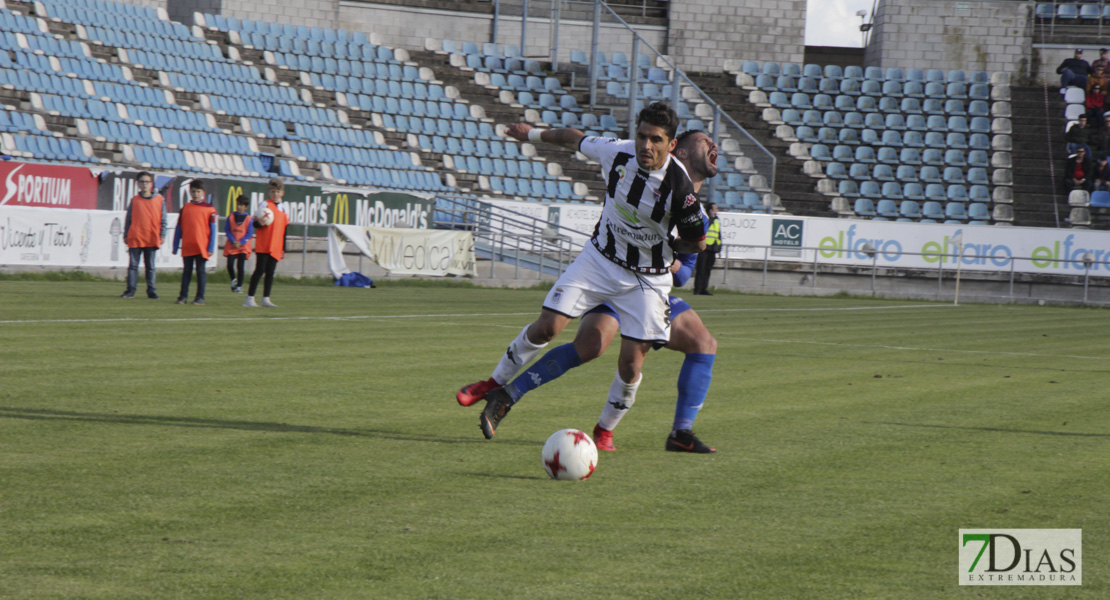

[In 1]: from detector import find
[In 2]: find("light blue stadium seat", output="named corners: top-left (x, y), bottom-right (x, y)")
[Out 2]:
top-left (945, 202), bottom-right (968, 222)
top-left (947, 184), bottom-right (969, 202)
top-left (920, 166), bottom-right (943, 184)
top-left (948, 115), bottom-right (970, 133)
top-left (1091, 190), bottom-right (1110, 208)
top-left (843, 111), bottom-right (864, 128)
top-left (872, 164), bottom-right (894, 181)
top-left (943, 167), bottom-right (966, 184)
top-left (922, 98), bottom-right (945, 115)
top-left (968, 202), bottom-right (990, 221)
top-left (795, 126), bottom-right (818, 143)
top-left (881, 80), bottom-right (903, 98)
top-left (967, 167), bottom-right (990, 186)
top-left (904, 183), bottom-right (925, 202)
top-left (780, 108), bottom-right (803, 126)
top-left (877, 147), bottom-right (899, 165)
top-left (790, 92), bottom-right (812, 109)
top-left (832, 94), bottom-right (855, 112)
top-left (813, 94), bottom-right (834, 110)
top-left (969, 133), bottom-right (991, 150)
top-left (822, 111), bottom-right (844, 127)
top-left (895, 164), bottom-right (918, 182)
top-left (839, 180), bottom-right (860, 198)
top-left (880, 130), bottom-right (903, 147)
top-left (864, 112), bottom-right (885, 129)
top-left (924, 131), bottom-right (946, 148)
top-left (944, 149), bottom-right (966, 166)
top-left (844, 65), bottom-right (864, 80)
top-left (968, 185), bottom-right (991, 203)
top-left (803, 64), bottom-right (823, 78)
top-left (861, 80), bottom-right (882, 97)
top-left (848, 163), bottom-right (871, 180)
top-left (899, 148), bottom-right (922, 165)
top-left (769, 91), bottom-right (790, 108)
top-left (776, 75), bottom-right (797, 92)
top-left (922, 148), bottom-right (944, 166)
top-left (761, 61), bottom-right (781, 76)
top-left (1057, 4), bottom-right (1079, 19)
top-left (798, 77), bottom-right (819, 93)
top-left (901, 98), bottom-right (922, 114)
top-left (809, 144), bottom-right (831, 161)
top-left (946, 132), bottom-right (968, 149)
top-left (899, 199), bottom-right (921, 219)
top-left (853, 197), bottom-right (875, 216)
top-left (876, 198), bottom-right (899, 217)
top-left (838, 129), bottom-right (860, 145)
top-left (944, 99), bottom-right (966, 115)
top-left (926, 115), bottom-right (948, 132)
top-left (921, 200), bottom-right (944, 221)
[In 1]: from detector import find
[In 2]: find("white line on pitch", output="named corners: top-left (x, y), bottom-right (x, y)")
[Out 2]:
top-left (0, 304), bottom-right (952, 325)
top-left (730, 337), bottom-right (1109, 361)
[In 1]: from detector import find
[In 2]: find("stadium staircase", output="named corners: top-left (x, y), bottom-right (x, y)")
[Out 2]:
top-left (687, 71), bottom-right (832, 217)
top-left (403, 45), bottom-right (607, 201)
top-left (1009, 85), bottom-right (1070, 228)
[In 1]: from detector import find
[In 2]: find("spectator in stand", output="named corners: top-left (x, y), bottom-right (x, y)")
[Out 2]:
top-left (172, 180), bottom-right (218, 305)
top-left (1058, 49), bottom-right (1091, 89)
top-left (243, 177), bottom-right (290, 309)
top-left (121, 171), bottom-right (166, 299)
top-left (1066, 114), bottom-right (1094, 156)
top-left (1094, 155), bottom-right (1110, 192)
top-left (1088, 64), bottom-right (1108, 98)
top-left (224, 195), bottom-right (254, 293)
top-left (1091, 48), bottom-right (1110, 82)
top-left (1086, 84), bottom-right (1106, 125)
top-left (1096, 115), bottom-right (1110, 155)
top-left (1064, 146), bottom-right (1094, 192)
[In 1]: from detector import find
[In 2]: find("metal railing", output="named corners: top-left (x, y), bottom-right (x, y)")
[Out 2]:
top-left (433, 195), bottom-right (590, 277)
top-left (489, 0), bottom-right (776, 198)
top-left (717, 241), bottom-right (1110, 304)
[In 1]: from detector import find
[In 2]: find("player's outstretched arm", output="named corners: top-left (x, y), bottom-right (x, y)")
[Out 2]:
top-left (504, 123), bottom-right (586, 152)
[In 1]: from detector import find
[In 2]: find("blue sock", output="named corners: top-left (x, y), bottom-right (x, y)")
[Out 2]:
top-left (674, 353), bottom-right (715, 431)
top-left (505, 343), bottom-right (582, 402)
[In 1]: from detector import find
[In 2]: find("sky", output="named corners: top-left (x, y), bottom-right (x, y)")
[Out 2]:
top-left (805, 0), bottom-right (878, 48)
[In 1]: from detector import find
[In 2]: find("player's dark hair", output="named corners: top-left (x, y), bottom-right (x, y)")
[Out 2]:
top-left (675, 129), bottom-right (704, 146)
top-left (636, 101), bottom-right (680, 141)
top-left (235, 193), bottom-right (248, 206)
top-left (135, 171), bottom-right (153, 182)
top-left (188, 180), bottom-right (205, 192)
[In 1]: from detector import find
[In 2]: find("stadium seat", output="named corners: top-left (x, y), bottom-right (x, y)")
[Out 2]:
top-left (876, 199), bottom-right (899, 218)
top-left (872, 163), bottom-right (893, 181)
top-left (947, 184), bottom-right (969, 202)
top-left (921, 201), bottom-right (945, 221)
top-left (900, 200), bottom-right (922, 219)
top-left (924, 183), bottom-right (946, 201)
top-left (853, 197), bottom-right (875, 216)
top-left (944, 202), bottom-right (968, 222)
top-left (903, 183), bottom-right (925, 201)
top-left (1092, 190), bottom-right (1110, 208)
top-left (881, 182), bottom-right (903, 201)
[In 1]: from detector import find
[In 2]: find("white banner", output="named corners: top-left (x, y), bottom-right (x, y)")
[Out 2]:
top-left (715, 212), bottom-right (1110, 276)
top-left (1, 206), bottom-right (177, 268)
top-left (328, 225), bottom-right (476, 277)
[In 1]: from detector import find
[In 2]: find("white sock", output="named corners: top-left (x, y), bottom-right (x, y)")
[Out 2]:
top-left (598, 371), bottom-right (641, 431)
top-left (491, 324), bottom-right (548, 385)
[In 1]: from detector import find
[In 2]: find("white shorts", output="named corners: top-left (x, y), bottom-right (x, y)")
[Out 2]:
top-left (543, 244), bottom-right (672, 343)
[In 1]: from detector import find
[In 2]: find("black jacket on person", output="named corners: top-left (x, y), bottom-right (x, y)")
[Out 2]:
top-left (1058, 57), bottom-right (1092, 75)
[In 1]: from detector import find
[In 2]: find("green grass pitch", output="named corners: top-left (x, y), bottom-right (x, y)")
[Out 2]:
top-left (1, 278), bottom-right (1107, 599)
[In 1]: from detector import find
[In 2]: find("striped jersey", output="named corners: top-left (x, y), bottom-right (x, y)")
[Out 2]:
top-left (578, 136), bottom-right (705, 274)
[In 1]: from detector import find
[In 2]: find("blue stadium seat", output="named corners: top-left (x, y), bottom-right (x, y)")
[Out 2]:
top-left (903, 183), bottom-right (925, 202)
top-left (849, 163), bottom-right (870, 179)
top-left (899, 199), bottom-right (921, 219)
top-left (826, 162), bottom-right (848, 179)
top-left (944, 149), bottom-right (966, 166)
top-left (899, 148), bottom-right (922, 165)
top-left (839, 180), bottom-right (860, 198)
top-left (873, 164), bottom-right (894, 181)
top-left (968, 185), bottom-right (991, 203)
top-left (920, 166), bottom-right (942, 184)
top-left (944, 202), bottom-right (968, 222)
top-left (853, 197), bottom-right (875, 216)
top-left (894, 164), bottom-right (918, 182)
top-left (876, 198), bottom-right (900, 217)
top-left (943, 167), bottom-right (966, 184)
top-left (856, 146), bottom-right (877, 164)
top-left (947, 184), bottom-right (969, 202)
top-left (877, 147), bottom-right (899, 165)
top-left (968, 202), bottom-right (990, 221)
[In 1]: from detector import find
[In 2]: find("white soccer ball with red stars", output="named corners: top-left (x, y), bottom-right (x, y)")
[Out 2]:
top-left (542, 429), bottom-right (597, 480)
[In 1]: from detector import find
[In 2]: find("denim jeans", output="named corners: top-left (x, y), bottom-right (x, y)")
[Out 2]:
top-left (179, 255), bottom-right (208, 302)
top-left (126, 247), bottom-right (158, 294)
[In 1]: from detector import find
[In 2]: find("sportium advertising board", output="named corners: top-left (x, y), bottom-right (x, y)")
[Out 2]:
top-left (715, 212), bottom-right (1110, 277)
top-left (0, 161), bottom-right (99, 210)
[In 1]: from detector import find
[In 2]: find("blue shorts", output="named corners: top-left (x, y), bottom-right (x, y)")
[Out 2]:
top-left (585, 296), bottom-right (691, 325)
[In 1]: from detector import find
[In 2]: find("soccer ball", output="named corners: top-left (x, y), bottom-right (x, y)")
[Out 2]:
top-left (254, 205), bottom-right (274, 227)
top-left (542, 429), bottom-right (597, 480)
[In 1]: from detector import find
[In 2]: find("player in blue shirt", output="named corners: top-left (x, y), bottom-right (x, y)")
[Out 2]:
top-left (458, 130), bottom-right (721, 452)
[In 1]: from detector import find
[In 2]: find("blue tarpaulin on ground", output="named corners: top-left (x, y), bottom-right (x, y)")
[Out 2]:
top-left (334, 272), bottom-right (375, 288)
